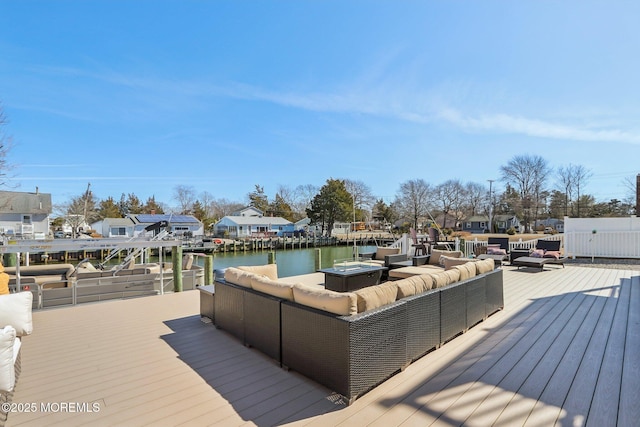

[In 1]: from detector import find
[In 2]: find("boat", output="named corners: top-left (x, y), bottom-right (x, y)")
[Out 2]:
top-left (2, 233), bottom-right (205, 309)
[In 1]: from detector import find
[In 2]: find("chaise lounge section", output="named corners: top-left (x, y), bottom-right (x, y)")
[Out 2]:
top-left (214, 257), bottom-right (503, 404)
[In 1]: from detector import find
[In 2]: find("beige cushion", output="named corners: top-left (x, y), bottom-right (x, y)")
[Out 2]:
top-left (429, 269), bottom-right (461, 288)
top-left (388, 264), bottom-right (441, 279)
top-left (278, 272), bottom-right (325, 288)
top-left (475, 258), bottom-right (495, 274)
top-left (354, 282), bottom-right (398, 313)
top-left (0, 325), bottom-right (18, 392)
top-left (238, 264), bottom-right (278, 280)
top-left (374, 247), bottom-right (401, 261)
top-left (395, 274), bottom-right (436, 299)
top-left (452, 262), bottom-right (477, 281)
top-left (429, 249), bottom-right (464, 265)
top-left (224, 267), bottom-right (256, 288)
top-left (442, 256), bottom-right (477, 270)
top-left (182, 254), bottom-right (194, 270)
top-left (292, 284), bottom-right (357, 316)
top-left (250, 276), bottom-right (295, 301)
top-left (0, 292), bottom-right (33, 337)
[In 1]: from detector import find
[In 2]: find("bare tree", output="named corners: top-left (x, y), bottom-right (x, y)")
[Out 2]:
top-left (344, 179), bottom-right (375, 223)
top-left (394, 179), bottom-right (432, 230)
top-left (500, 154), bottom-right (550, 232)
top-left (556, 165), bottom-right (573, 216)
top-left (433, 180), bottom-right (465, 229)
top-left (172, 185), bottom-right (197, 214)
top-left (292, 184), bottom-right (319, 218)
top-left (571, 164), bottom-right (592, 217)
top-left (464, 182), bottom-right (487, 217)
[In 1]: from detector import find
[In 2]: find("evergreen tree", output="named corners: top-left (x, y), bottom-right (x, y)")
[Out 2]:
top-left (98, 196), bottom-right (122, 219)
top-left (306, 179), bottom-right (351, 236)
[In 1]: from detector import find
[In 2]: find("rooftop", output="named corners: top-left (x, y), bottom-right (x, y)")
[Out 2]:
top-left (7, 264), bottom-right (639, 426)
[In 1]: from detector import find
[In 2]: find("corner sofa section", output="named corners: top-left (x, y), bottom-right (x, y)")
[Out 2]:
top-left (214, 258), bottom-right (503, 404)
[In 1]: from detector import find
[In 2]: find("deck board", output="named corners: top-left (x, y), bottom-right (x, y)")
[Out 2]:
top-left (6, 265), bottom-right (639, 427)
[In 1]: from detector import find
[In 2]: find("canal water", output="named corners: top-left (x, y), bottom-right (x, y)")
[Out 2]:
top-left (196, 245), bottom-right (376, 277)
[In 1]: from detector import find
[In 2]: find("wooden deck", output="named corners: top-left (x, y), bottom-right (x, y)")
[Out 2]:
top-left (7, 264), bottom-right (639, 426)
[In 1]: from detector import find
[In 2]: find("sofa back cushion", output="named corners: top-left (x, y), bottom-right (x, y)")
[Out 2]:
top-left (292, 284), bottom-right (357, 316)
top-left (374, 247), bottom-right (401, 261)
top-left (442, 256), bottom-right (477, 270)
top-left (354, 282), bottom-right (398, 313)
top-left (429, 269), bottom-right (461, 288)
top-left (429, 249), bottom-right (464, 266)
top-left (238, 264), bottom-right (278, 280)
top-left (0, 272), bottom-right (8, 296)
top-left (395, 274), bottom-right (434, 299)
top-left (475, 258), bottom-right (495, 274)
top-left (224, 267), bottom-right (256, 288)
top-left (452, 262), bottom-right (477, 281)
top-left (250, 276), bottom-right (295, 301)
top-left (0, 292), bottom-right (33, 337)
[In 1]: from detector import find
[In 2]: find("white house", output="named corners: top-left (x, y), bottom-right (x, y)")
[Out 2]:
top-left (91, 217), bottom-right (136, 238)
top-left (0, 189), bottom-right (52, 239)
top-left (91, 214), bottom-right (204, 238)
top-left (128, 214), bottom-right (204, 237)
top-left (214, 207), bottom-right (293, 238)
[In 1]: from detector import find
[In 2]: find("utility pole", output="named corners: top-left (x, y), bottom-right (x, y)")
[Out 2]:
top-left (487, 179), bottom-right (494, 233)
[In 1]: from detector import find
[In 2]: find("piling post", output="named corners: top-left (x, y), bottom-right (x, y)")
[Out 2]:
top-left (204, 255), bottom-right (214, 285)
top-left (314, 248), bottom-right (322, 271)
top-left (268, 251), bottom-right (276, 264)
top-left (172, 246), bottom-right (183, 292)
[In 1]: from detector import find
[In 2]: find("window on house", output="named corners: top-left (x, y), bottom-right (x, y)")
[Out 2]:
top-left (466, 222), bottom-right (471, 229)
top-left (22, 215), bottom-right (32, 224)
top-left (498, 221), bottom-right (506, 228)
top-left (480, 222), bottom-right (486, 228)
top-left (111, 227), bottom-right (126, 236)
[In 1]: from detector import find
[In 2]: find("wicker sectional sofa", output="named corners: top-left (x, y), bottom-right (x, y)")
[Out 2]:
top-left (214, 258), bottom-right (503, 404)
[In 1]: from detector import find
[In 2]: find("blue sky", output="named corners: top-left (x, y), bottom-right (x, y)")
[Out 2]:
top-left (1, 0), bottom-right (638, 210)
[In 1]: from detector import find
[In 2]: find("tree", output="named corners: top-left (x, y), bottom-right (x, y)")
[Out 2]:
top-left (372, 199), bottom-right (398, 229)
top-left (393, 179), bottom-right (432, 231)
top-left (570, 164), bottom-right (592, 217)
top-left (143, 196), bottom-right (164, 214)
top-left (464, 182), bottom-right (487, 217)
top-left (500, 154), bottom-right (550, 232)
top-left (173, 184), bottom-right (196, 214)
top-left (247, 184), bottom-right (270, 213)
top-left (433, 179), bottom-right (465, 229)
top-left (306, 179), bottom-right (352, 236)
top-left (65, 188), bottom-right (99, 236)
top-left (344, 179), bottom-right (375, 223)
top-left (98, 196), bottom-right (122, 219)
top-left (270, 193), bottom-right (294, 221)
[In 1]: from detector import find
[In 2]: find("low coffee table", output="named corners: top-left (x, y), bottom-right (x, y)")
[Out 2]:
top-left (319, 264), bottom-right (387, 292)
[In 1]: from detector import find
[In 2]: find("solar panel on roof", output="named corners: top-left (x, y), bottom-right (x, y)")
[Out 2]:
top-left (135, 214), bottom-right (200, 223)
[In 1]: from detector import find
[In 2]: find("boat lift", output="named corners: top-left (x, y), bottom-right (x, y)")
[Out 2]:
top-left (0, 234), bottom-right (183, 291)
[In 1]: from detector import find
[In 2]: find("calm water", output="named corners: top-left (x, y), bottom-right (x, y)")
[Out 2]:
top-left (203, 245), bottom-right (376, 277)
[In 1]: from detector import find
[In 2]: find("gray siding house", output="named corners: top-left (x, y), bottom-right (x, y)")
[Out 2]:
top-left (0, 189), bottom-right (52, 239)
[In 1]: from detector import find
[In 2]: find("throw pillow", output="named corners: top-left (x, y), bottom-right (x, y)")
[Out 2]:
top-left (530, 249), bottom-right (545, 258)
top-left (543, 250), bottom-right (561, 259)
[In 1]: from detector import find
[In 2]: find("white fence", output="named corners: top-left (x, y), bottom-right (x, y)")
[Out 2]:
top-left (564, 216), bottom-right (640, 259)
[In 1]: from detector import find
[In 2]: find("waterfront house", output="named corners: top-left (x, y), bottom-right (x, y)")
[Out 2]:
top-left (214, 207), bottom-right (293, 238)
top-left (129, 213), bottom-right (203, 237)
top-left (0, 189), bottom-right (52, 239)
top-left (91, 214), bottom-right (204, 238)
top-left (91, 217), bottom-right (136, 238)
